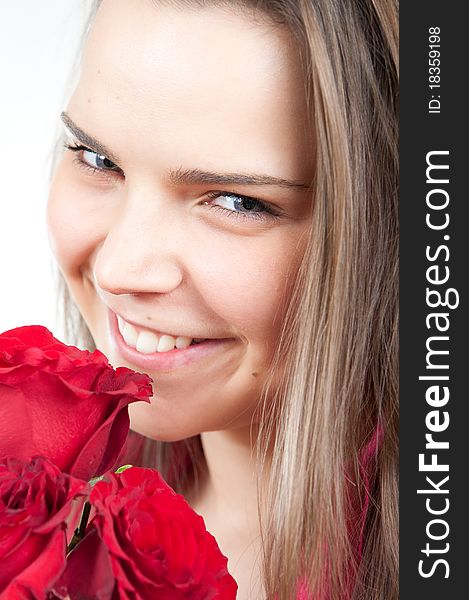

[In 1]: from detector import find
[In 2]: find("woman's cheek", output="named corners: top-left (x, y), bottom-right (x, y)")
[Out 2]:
top-left (46, 161), bottom-right (109, 274)
top-left (189, 231), bottom-right (298, 342)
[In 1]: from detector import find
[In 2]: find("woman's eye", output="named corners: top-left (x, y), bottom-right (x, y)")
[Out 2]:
top-left (82, 148), bottom-right (120, 172)
top-left (203, 192), bottom-right (282, 222)
top-left (64, 143), bottom-right (282, 222)
top-left (64, 143), bottom-right (123, 177)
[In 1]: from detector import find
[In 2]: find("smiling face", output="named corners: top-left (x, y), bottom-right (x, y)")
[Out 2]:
top-left (47, 0), bottom-right (314, 441)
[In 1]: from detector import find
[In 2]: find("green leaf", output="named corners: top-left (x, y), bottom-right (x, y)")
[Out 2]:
top-left (88, 474), bottom-right (105, 487)
top-left (115, 464), bottom-right (133, 474)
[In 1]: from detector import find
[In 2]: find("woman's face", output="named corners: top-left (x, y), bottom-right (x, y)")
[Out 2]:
top-left (47, 0), bottom-right (314, 441)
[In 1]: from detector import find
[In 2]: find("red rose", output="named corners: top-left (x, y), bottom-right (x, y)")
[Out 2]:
top-left (56, 467), bottom-right (238, 599)
top-left (0, 325), bottom-right (153, 481)
top-left (0, 456), bottom-right (88, 599)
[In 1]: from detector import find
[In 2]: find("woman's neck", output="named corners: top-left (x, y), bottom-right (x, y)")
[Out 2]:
top-left (190, 426), bottom-right (268, 600)
top-left (200, 427), bottom-right (259, 514)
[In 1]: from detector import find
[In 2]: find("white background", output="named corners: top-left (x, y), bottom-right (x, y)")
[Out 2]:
top-left (0, 1), bottom-right (93, 335)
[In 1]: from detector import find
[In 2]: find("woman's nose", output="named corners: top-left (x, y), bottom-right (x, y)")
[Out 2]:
top-left (93, 191), bottom-right (184, 296)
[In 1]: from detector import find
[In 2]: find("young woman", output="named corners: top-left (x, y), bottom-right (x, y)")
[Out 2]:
top-left (47, 0), bottom-right (398, 598)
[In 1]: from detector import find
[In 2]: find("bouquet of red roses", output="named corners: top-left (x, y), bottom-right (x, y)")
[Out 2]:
top-left (0, 326), bottom-right (237, 600)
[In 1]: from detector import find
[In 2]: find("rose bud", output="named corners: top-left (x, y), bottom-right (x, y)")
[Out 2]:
top-left (0, 456), bottom-right (89, 599)
top-left (0, 325), bottom-right (153, 481)
top-left (55, 467), bottom-right (238, 599)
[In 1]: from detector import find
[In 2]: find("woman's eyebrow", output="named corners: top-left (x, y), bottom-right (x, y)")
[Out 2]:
top-left (167, 167), bottom-right (311, 191)
top-left (61, 112), bottom-right (120, 163)
top-left (60, 112), bottom-right (311, 191)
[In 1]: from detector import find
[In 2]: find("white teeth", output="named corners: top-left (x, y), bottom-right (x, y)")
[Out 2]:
top-left (135, 330), bottom-right (159, 354)
top-left (157, 335), bottom-right (177, 353)
top-left (122, 323), bottom-right (138, 347)
top-left (117, 314), bottom-right (201, 353)
top-left (175, 336), bottom-right (192, 349)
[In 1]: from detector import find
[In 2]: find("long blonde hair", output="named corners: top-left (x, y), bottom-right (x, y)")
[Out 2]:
top-left (51, 1), bottom-right (398, 598)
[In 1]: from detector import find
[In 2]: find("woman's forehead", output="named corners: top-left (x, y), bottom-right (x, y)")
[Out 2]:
top-left (70, 0), bottom-right (314, 181)
top-left (83, 1), bottom-right (302, 96)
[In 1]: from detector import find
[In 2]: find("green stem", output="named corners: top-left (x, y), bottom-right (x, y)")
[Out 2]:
top-left (66, 501), bottom-right (91, 554)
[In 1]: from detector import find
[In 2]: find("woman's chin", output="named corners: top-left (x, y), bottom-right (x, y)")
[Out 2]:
top-left (128, 402), bottom-right (199, 442)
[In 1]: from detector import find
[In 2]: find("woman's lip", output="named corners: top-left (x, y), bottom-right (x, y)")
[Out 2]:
top-left (107, 309), bottom-right (236, 372)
